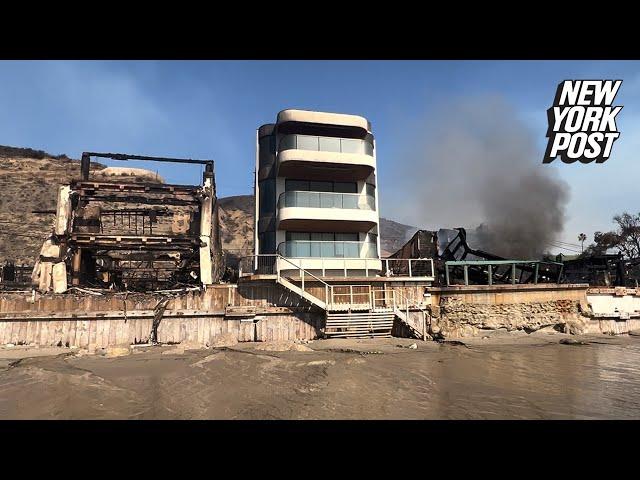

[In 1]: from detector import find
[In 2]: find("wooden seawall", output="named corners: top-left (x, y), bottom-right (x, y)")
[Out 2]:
top-left (0, 282), bottom-right (325, 348)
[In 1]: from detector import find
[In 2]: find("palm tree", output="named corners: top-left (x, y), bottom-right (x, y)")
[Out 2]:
top-left (578, 233), bottom-right (587, 253)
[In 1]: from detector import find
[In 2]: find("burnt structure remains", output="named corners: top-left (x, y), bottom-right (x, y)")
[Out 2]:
top-left (559, 253), bottom-right (640, 287)
top-left (389, 228), bottom-right (564, 286)
top-left (32, 152), bottom-right (223, 292)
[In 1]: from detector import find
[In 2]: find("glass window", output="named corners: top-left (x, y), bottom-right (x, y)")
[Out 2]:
top-left (342, 195), bottom-right (357, 209)
top-left (287, 232), bottom-right (310, 241)
top-left (340, 138), bottom-right (364, 154)
top-left (364, 140), bottom-right (374, 156)
top-left (334, 182), bottom-right (357, 193)
top-left (258, 179), bottom-right (275, 215)
top-left (365, 183), bottom-right (375, 196)
top-left (336, 233), bottom-right (358, 241)
top-left (310, 181), bottom-right (332, 192)
top-left (278, 135), bottom-right (296, 151)
top-left (344, 243), bottom-right (359, 258)
top-left (296, 135), bottom-right (319, 151)
top-left (259, 135), bottom-right (275, 167)
top-left (320, 192), bottom-right (335, 208)
top-left (296, 191), bottom-right (310, 208)
top-left (285, 179), bottom-right (309, 192)
top-left (319, 136), bottom-right (341, 152)
top-left (260, 231), bottom-right (276, 254)
top-left (307, 191), bottom-right (321, 208)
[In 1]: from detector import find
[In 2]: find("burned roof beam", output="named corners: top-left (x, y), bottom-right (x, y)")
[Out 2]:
top-left (76, 195), bottom-right (201, 207)
top-left (81, 152), bottom-right (214, 180)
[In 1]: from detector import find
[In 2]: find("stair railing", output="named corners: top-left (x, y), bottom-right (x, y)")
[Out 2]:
top-left (390, 287), bottom-right (431, 340)
top-left (275, 254), bottom-right (333, 308)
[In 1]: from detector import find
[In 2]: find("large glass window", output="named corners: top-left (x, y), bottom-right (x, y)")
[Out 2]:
top-left (259, 231), bottom-right (276, 254)
top-left (285, 180), bottom-right (357, 193)
top-left (258, 179), bottom-right (275, 215)
top-left (279, 134), bottom-right (374, 157)
top-left (282, 180), bottom-right (373, 210)
top-left (340, 138), bottom-right (363, 154)
top-left (318, 136), bottom-right (341, 152)
top-left (296, 135), bottom-right (319, 151)
top-left (365, 183), bottom-right (376, 197)
top-left (258, 135), bottom-right (275, 168)
top-left (282, 232), bottom-right (369, 258)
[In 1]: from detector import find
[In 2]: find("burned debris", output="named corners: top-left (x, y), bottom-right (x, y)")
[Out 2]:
top-left (31, 152), bottom-right (223, 293)
top-left (387, 227), bottom-right (563, 286)
top-left (0, 261), bottom-right (32, 290)
top-left (558, 253), bottom-right (640, 287)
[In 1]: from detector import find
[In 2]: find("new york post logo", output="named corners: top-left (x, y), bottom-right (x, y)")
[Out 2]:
top-left (543, 80), bottom-right (622, 164)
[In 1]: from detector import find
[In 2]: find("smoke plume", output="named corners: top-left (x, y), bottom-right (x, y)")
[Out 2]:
top-left (390, 96), bottom-right (570, 259)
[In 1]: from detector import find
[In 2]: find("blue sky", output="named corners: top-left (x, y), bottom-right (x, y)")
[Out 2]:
top-left (1, 60), bottom-right (638, 254)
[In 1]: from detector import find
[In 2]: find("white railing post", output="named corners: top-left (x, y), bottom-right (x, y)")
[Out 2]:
top-left (301, 268), bottom-right (305, 294)
top-left (408, 259), bottom-right (412, 277)
top-left (326, 284), bottom-right (330, 309)
top-left (422, 311), bottom-right (427, 341)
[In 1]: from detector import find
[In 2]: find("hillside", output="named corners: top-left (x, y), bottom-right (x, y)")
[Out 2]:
top-left (218, 195), bottom-right (254, 264)
top-left (0, 147), bottom-right (417, 266)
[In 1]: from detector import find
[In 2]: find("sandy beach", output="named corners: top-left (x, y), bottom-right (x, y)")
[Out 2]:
top-left (2, 331), bottom-right (640, 420)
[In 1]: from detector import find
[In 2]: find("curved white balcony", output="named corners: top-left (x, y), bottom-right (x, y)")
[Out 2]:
top-left (277, 191), bottom-right (378, 231)
top-left (277, 134), bottom-right (375, 180)
top-left (277, 109), bottom-right (370, 133)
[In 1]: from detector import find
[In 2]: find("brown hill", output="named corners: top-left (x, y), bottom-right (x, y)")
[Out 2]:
top-left (0, 147), bottom-right (417, 267)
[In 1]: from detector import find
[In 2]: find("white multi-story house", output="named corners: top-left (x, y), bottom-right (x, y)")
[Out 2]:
top-left (254, 109), bottom-right (381, 277)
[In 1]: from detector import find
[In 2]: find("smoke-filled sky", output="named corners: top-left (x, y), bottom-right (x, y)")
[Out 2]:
top-left (1, 60), bottom-right (640, 255)
top-left (391, 96), bottom-right (570, 258)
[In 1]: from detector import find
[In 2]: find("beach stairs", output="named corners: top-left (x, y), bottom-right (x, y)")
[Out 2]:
top-left (324, 310), bottom-right (396, 338)
top-left (269, 255), bottom-right (424, 339)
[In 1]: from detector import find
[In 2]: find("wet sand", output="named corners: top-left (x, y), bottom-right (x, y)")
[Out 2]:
top-left (2, 331), bottom-right (640, 419)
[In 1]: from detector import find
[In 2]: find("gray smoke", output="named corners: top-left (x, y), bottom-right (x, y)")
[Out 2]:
top-left (390, 96), bottom-right (570, 259)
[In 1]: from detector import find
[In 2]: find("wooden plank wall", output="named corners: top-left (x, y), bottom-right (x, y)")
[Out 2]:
top-left (0, 313), bottom-right (324, 348)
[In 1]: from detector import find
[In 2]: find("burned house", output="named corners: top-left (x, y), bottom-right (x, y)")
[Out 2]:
top-left (32, 152), bottom-right (223, 292)
top-left (558, 253), bottom-right (640, 287)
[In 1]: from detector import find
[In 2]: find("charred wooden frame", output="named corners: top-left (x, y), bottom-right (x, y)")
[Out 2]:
top-left (34, 152), bottom-right (222, 293)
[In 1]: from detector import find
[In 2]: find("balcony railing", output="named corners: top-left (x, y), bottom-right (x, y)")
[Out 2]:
top-left (278, 240), bottom-right (378, 259)
top-left (278, 191), bottom-right (376, 211)
top-left (279, 134), bottom-right (374, 156)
